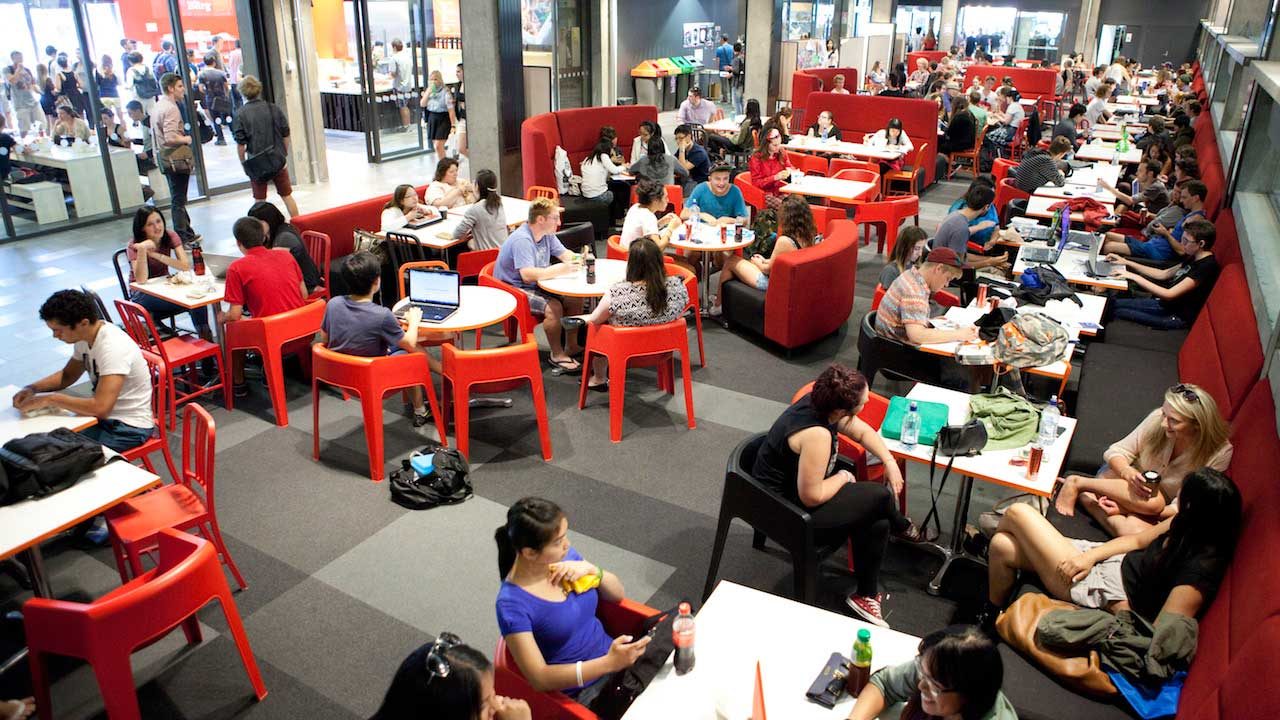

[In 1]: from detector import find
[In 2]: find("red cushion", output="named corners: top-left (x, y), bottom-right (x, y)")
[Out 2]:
top-left (962, 66), bottom-right (1058, 100)
top-left (521, 106), bottom-right (658, 191)
top-left (762, 219), bottom-right (858, 348)
top-left (906, 51), bottom-right (948, 70)
top-left (293, 195), bottom-right (392, 259)
top-left (1214, 209), bottom-right (1241, 270)
top-left (1180, 579), bottom-right (1230, 716)
top-left (1178, 265), bottom-right (1260, 419)
top-left (1216, 615), bottom-right (1280, 720)
top-left (790, 73), bottom-right (823, 128)
top-left (808, 92), bottom-right (940, 186)
top-left (1225, 381), bottom-right (1280, 653)
top-left (520, 111), bottom-right (562, 193)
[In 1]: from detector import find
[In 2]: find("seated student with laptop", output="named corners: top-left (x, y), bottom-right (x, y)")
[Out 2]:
top-left (1101, 179), bottom-right (1207, 262)
top-left (320, 252), bottom-right (437, 428)
top-left (1107, 218), bottom-right (1219, 330)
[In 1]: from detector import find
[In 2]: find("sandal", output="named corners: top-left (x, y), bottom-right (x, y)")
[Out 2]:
top-left (545, 356), bottom-right (581, 375)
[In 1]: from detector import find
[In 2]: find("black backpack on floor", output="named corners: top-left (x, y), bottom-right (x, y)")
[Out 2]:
top-left (389, 446), bottom-right (472, 510)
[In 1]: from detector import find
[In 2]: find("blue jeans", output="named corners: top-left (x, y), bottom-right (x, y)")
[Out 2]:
top-left (1114, 297), bottom-right (1188, 330)
top-left (80, 419), bottom-right (157, 453)
top-left (130, 289), bottom-right (211, 332)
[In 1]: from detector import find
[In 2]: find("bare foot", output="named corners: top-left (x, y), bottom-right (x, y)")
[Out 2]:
top-left (1055, 475), bottom-right (1080, 516)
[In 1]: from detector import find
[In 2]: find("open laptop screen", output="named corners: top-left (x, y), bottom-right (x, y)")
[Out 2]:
top-left (409, 269), bottom-right (459, 306)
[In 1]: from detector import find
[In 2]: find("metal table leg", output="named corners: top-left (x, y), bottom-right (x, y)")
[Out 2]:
top-left (0, 546), bottom-right (53, 676)
top-left (926, 473), bottom-right (987, 595)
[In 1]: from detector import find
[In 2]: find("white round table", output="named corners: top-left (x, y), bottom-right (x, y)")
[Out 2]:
top-left (669, 225), bottom-right (753, 310)
top-left (393, 285), bottom-right (517, 337)
top-left (536, 258), bottom-right (628, 298)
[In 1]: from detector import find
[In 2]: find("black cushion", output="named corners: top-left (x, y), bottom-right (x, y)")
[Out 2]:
top-left (721, 278), bottom-right (766, 337)
top-left (1097, 318), bottom-right (1187, 354)
top-left (559, 196), bottom-right (610, 239)
top-left (1067, 342), bottom-right (1177, 474)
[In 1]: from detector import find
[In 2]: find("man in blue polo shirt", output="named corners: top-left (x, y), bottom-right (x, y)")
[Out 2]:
top-left (495, 198), bottom-right (583, 373)
top-left (683, 164), bottom-right (748, 225)
top-left (1103, 179), bottom-right (1208, 263)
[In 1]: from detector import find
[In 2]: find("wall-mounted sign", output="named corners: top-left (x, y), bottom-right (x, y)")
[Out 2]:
top-left (683, 22), bottom-right (717, 49)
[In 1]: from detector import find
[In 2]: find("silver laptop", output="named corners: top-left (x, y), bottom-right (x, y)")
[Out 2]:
top-left (397, 268), bottom-right (460, 323)
top-left (1086, 234), bottom-right (1117, 276)
top-left (202, 253), bottom-right (238, 279)
top-left (1020, 230), bottom-right (1069, 264)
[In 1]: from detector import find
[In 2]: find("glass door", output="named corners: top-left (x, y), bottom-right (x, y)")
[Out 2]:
top-left (956, 6), bottom-right (1018, 58)
top-left (354, 0), bottom-right (430, 162)
top-left (555, 0), bottom-right (588, 109)
top-left (1011, 11), bottom-right (1064, 62)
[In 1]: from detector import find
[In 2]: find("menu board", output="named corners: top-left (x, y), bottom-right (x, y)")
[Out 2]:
top-left (433, 0), bottom-right (460, 37)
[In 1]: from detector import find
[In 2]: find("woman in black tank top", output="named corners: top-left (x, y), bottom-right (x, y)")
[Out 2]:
top-left (753, 364), bottom-right (920, 628)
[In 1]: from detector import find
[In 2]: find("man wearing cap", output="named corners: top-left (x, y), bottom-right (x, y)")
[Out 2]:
top-left (683, 164), bottom-right (748, 226)
top-left (678, 86), bottom-right (717, 126)
top-left (875, 248), bottom-right (979, 345)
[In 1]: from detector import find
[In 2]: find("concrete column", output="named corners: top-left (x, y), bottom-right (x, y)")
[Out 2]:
top-left (1227, 0), bottom-right (1272, 41)
top-left (745, 0), bottom-right (782, 110)
top-left (1074, 0), bottom-right (1104, 66)
top-left (263, 0), bottom-right (328, 185)
top-left (461, 0), bottom-right (526, 195)
top-left (939, 0), bottom-right (959, 51)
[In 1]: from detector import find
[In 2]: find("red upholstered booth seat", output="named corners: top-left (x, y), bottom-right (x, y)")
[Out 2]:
top-left (1214, 208), bottom-right (1241, 268)
top-left (906, 51), bottom-right (948, 70)
top-left (962, 65), bottom-right (1058, 101)
top-left (293, 184), bottom-right (429, 259)
top-left (790, 68), bottom-right (859, 128)
top-left (1177, 265), bottom-right (1261, 421)
top-left (806, 92), bottom-right (940, 187)
top-left (720, 219), bottom-right (859, 349)
top-left (520, 105), bottom-right (658, 193)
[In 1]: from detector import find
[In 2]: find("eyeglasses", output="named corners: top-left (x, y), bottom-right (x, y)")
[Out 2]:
top-left (424, 631), bottom-right (462, 682)
top-left (915, 658), bottom-right (953, 698)
top-left (1171, 384), bottom-right (1200, 403)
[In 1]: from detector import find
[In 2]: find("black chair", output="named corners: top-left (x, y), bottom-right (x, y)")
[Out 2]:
top-left (703, 433), bottom-right (849, 604)
top-left (111, 247), bottom-right (180, 335)
top-left (112, 248), bottom-right (130, 301)
top-left (81, 285), bottom-right (113, 324)
top-left (856, 311), bottom-right (941, 390)
top-left (555, 221), bottom-right (595, 254)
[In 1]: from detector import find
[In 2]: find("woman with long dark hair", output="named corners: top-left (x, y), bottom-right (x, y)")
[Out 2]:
top-left (450, 168), bottom-right (507, 251)
top-left (370, 637), bottom-right (531, 720)
top-left (579, 137), bottom-right (625, 213)
top-left (985, 467), bottom-right (1241, 626)
top-left (847, 625), bottom-right (1015, 720)
top-left (710, 194), bottom-right (815, 315)
top-left (247, 201), bottom-right (321, 295)
top-left (426, 157), bottom-right (477, 209)
top-left (125, 207), bottom-right (212, 340)
top-left (494, 497), bottom-right (650, 712)
top-left (573, 236), bottom-right (689, 391)
top-left (752, 364), bottom-right (920, 626)
top-left (747, 121), bottom-right (792, 207)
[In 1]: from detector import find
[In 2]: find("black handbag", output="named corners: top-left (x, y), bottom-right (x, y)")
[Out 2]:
top-left (589, 605), bottom-right (682, 720)
top-left (388, 446), bottom-right (472, 510)
top-left (976, 307), bottom-right (1017, 342)
top-left (918, 421), bottom-right (988, 541)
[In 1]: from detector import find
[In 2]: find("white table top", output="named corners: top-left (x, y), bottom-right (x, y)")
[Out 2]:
top-left (1114, 95), bottom-right (1160, 106)
top-left (1025, 195), bottom-right (1117, 225)
top-left (1074, 143), bottom-right (1142, 164)
top-left (20, 143), bottom-right (135, 165)
top-left (0, 458), bottom-right (161, 560)
top-left (704, 118), bottom-right (742, 134)
top-left (536, 258), bottom-right (628, 298)
top-left (389, 196), bottom-right (532, 248)
top-left (879, 383), bottom-right (1076, 496)
top-left (781, 175), bottom-right (877, 203)
top-left (130, 275), bottom-right (225, 310)
top-left (622, 581), bottom-right (921, 720)
top-left (669, 222), bottom-right (753, 254)
top-left (0, 385), bottom-right (96, 444)
top-left (1103, 102), bottom-right (1142, 115)
top-left (1033, 184), bottom-right (1115, 204)
top-left (1062, 163), bottom-right (1122, 190)
top-left (1013, 244), bottom-right (1128, 291)
top-left (955, 293), bottom-right (1106, 336)
top-left (393, 285), bottom-right (517, 334)
top-left (786, 135), bottom-right (905, 161)
top-left (918, 311), bottom-right (1074, 378)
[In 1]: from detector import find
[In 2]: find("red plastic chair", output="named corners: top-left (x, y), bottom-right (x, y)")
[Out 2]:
top-left (808, 204), bottom-right (846, 238)
top-left (871, 283), bottom-right (887, 311)
top-left (665, 264), bottom-right (705, 367)
top-left (478, 261), bottom-right (542, 347)
top-left (829, 157), bottom-right (880, 176)
top-left (785, 150), bottom-right (829, 177)
top-left (734, 172), bottom-right (767, 213)
top-left (628, 184), bottom-right (684, 216)
top-left (995, 177), bottom-right (1031, 222)
top-left (850, 195), bottom-right (920, 254)
top-left (116, 299), bottom-right (228, 428)
top-left (992, 157), bottom-right (1018, 185)
top-left (24, 530), bottom-right (267, 720)
top-left (831, 168), bottom-right (881, 202)
top-left (884, 142), bottom-right (929, 196)
top-left (493, 597), bottom-right (656, 719)
top-left (525, 185), bottom-right (559, 202)
top-left (606, 234), bottom-right (629, 261)
top-left (440, 335), bottom-right (551, 461)
top-left (576, 319), bottom-right (696, 443)
top-left (224, 299), bottom-right (326, 427)
top-left (121, 349), bottom-right (180, 484)
top-left (106, 403), bottom-right (246, 590)
top-left (1008, 122), bottom-right (1028, 161)
top-left (935, 289), bottom-right (962, 307)
top-left (311, 344), bottom-right (447, 482)
top-left (396, 259), bottom-right (450, 301)
top-left (301, 230), bottom-right (331, 300)
top-left (456, 247), bottom-right (499, 281)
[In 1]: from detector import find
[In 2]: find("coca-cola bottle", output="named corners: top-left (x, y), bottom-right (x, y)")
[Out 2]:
top-left (584, 243), bottom-right (596, 284)
top-left (673, 602), bottom-right (696, 675)
top-left (191, 241), bottom-right (206, 275)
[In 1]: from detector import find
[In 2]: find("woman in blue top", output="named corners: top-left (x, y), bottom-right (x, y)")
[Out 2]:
top-left (946, 174), bottom-right (1001, 249)
top-left (494, 497), bottom-right (650, 710)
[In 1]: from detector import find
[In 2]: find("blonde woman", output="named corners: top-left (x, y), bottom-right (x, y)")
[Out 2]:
top-left (1055, 383), bottom-right (1232, 536)
top-left (420, 69), bottom-right (455, 158)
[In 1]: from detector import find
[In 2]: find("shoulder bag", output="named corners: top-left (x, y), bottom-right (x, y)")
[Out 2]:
top-left (917, 420), bottom-right (987, 541)
top-left (242, 107), bottom-right (288, 180)
top-left (588, 604), bottom-right (683, 720)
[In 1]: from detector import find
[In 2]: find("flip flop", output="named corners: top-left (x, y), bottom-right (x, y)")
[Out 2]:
top-left (545, 356), bottom-right (581, 375)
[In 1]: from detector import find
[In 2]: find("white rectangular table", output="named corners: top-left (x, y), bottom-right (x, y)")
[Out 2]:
top-left (1033, 184), bottom-right (1116, 204)
top-left (880, 383), bottom-right (1076, 593)
top-left (918, 315), bottom-right (1075, 396)
top-left (1013, 243), bottom-right (1128, 291)
top-left (1114, 95), bottom-right (1160, 106)
top-left (384, 195), bottom-right (532, 250)
top-left (950, 293), bottom-right (1107, 337)
top-left (1024, 195), bottom-right (1118, 226)
top-left (1062, 162), bottom-right (1121, 190)
top-left (704, 118), bottom-right (742, 134)
top-left (129, 276), bottom-right (226, 311)
top-left (1103, 102), bottom-right (1142, 115)
top-left (19, 145), bottom-right (144, 218)
top-left (781, 175), bottom-right (877, 204)
top-left (623, 581), bottom-right (921, 720)
top-left (0, 385), bottom-right (97, 441)
top-left (1074, 143), bottom-right (1142, 164)
top-left (785, 136), bottom-right (906, 162)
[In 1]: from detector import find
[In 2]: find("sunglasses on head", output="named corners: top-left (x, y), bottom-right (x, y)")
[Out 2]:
top-left (424, 632), bottom-right (462, 682)
top-left (1171, 384), bottom-right (1200, 403)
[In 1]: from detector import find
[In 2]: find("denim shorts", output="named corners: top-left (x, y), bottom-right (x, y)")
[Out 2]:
top-left (754, 274), bottom-right (770, 291)
top-left (79, 419), bottom-right (157, 453)
top-left (1125, 235), bottom-right (1176, 261)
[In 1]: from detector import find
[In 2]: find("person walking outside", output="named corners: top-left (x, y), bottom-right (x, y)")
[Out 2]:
top-left (5, 52), bottom-right (41, 134)
top-left (151, 72), bottom-right (194, 233)
top-left (233, 75), bottom-right (298, 217)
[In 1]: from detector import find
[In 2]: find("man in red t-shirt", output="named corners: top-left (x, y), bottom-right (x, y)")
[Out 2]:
top-left (223, 216), bottom-right (307, 393)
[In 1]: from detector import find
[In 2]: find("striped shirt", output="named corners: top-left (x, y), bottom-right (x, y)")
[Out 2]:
top-left (875, 267), bottom-right (932, 344)
top-left (1013, 150), bottom-right (1065, 194)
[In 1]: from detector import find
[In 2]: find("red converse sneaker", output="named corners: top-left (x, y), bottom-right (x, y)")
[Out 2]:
top-left (846, 593), bottom-right (890, 628)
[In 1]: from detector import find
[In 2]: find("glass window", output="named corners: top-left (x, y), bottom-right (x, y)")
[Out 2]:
top-left (956, 6), bottom-right (1017, 57)
top-left (896, 6), bottom-right (942, 52)
top-left (1011, 12), bottom-right (1063, 62)
top-left (844, 0), bottom-right (872, 38)
top-left (784, 0), bottom-right (833, 41)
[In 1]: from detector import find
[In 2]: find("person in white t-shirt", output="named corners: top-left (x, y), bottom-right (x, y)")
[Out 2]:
top-left (13, 289), bottom-right (155, 452)
top-left (620, 179), bottom-right (681, 249)
top-left (579, 137), bottom-right (626, 211)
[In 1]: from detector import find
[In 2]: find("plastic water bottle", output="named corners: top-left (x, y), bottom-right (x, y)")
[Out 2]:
top-left (1039, 395), bottom-right (1061, 447)
top-left (673, 602), bottom-right (696, 675)
top-left (687, 199), bottom-right (700, 239)
top-left (901, 401), bottom-right (921, 448)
